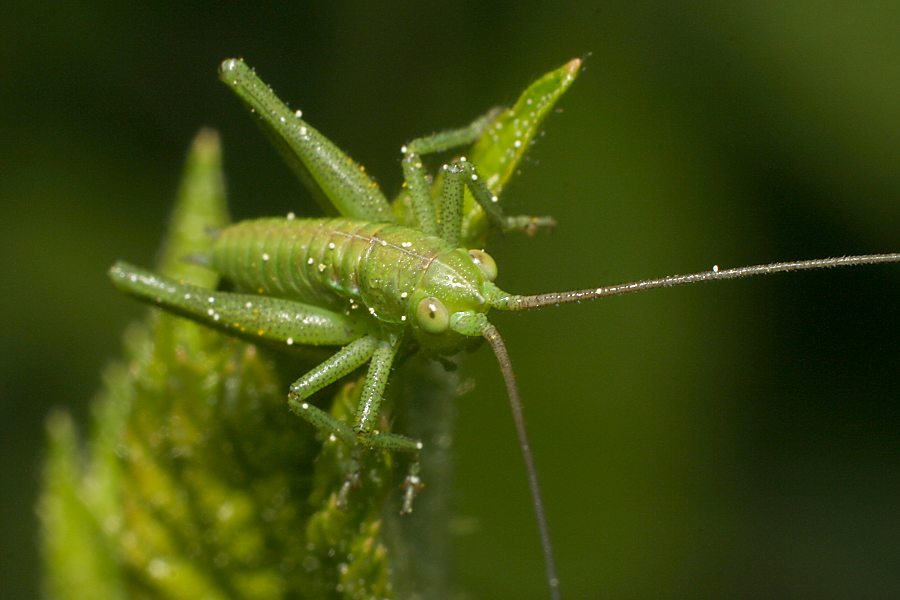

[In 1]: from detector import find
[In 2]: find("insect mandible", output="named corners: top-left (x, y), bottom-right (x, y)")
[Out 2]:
top-left (109, 58), bottom-right (900, 600)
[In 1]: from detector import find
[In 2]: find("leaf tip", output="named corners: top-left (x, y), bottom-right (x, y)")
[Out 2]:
top-left (190, 127), bottom-right (221, 161)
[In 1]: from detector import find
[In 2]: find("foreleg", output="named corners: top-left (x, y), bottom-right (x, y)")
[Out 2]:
top-left (293, 335), bottom-right (425, 511)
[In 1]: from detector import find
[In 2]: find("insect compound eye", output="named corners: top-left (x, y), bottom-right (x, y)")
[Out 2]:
top-left (468, 249), bottom-right (498, 281)
top-left (416, 296), bottom-right (450, 334)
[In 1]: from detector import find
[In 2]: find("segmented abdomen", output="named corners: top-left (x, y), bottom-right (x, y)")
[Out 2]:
top-left (210, 217), bottom-right (450, 323)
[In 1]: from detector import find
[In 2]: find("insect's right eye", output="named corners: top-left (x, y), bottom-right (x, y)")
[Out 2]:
top-left (468, 249), bottom-right (498, 281)
top-left (416, 296), bottom-right (450, 334)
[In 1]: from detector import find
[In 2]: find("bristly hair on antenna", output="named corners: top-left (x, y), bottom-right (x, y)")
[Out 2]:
top-left (495, 254), bottom-right (900, 311)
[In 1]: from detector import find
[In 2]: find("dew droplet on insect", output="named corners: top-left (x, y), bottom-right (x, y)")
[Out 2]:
top-left (401, 241), bottom-right (412, 248)
top-left (208, 296), bottom-right (215, 303)
top-left (328, 242), bottom-right (336, 250)
top-left (712, 264), bottom-right (720, 273)
top-left (491, 195), bottom-right (499, 203)
top-left (400, 315), bottom-right (407, 321)
top-left (318, 263), bottom-right (327, 272)
top-left (184, 293), bottom-right (191, 300)
top-left (286, 337), bottom-right (294, 345)
top-left (213, 313), bottom-right (220, 321)
top-left (471, 173), bottom-right (478, 181)
top-left (514, 140), bottom-right (522, 148)
top-left (307, 257), bottom-right (315, 265)
top-left (299, 126), bottom-right (308, 136)
top-left (245, 301), bottom-right (253, 309)
top-left (262, 253), bottom-right (270, 261)
top-left (207, 308), bottom-right (215, 316)
top-left (400, 291), bottom-right (408, 299)
top-left (294, 109), bottom-right (303, 118)
top-left (301, 403), bottom-right (309, 410)
top-left (400, 145), bottom-right (407, 154)
top-left (287, 211), bottom-right (295, 220)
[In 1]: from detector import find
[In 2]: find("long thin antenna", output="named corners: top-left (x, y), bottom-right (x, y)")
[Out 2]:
top-left (482, 323), bottom-right (561, 600)
top-left (501, 253), bottom-right (900, 310)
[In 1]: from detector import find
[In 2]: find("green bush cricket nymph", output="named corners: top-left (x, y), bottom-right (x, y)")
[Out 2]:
top-left (109, 58), bottom-right (899, 599)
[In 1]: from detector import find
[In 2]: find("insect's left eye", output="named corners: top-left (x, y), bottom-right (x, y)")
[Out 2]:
top-left (468, 249), bottom-right (498, 281)
top-left (416, 296), bottom-right (450, 334)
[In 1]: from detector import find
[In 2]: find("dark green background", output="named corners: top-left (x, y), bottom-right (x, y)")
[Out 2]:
top-left (2, 3), bottom-right (898, 598)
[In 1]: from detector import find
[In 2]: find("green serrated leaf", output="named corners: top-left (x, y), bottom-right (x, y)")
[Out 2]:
top-left (156, 127), bottom-right (230, 285)
top-left (390, 59), bottom-right (581, 246)
top-left (38, 411), bottom-right (127, 599)
top-left (461, 58), bottom-right (581, 245)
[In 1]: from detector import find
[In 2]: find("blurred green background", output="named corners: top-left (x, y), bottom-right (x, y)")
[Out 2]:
top-left (2, 3), bottom-right (898, 598)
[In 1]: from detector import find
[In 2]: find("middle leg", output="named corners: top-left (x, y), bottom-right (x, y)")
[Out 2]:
top-left (437, 157), bottom-right (556, 247)
top-left (401, 108), bottom-right (502, 236)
